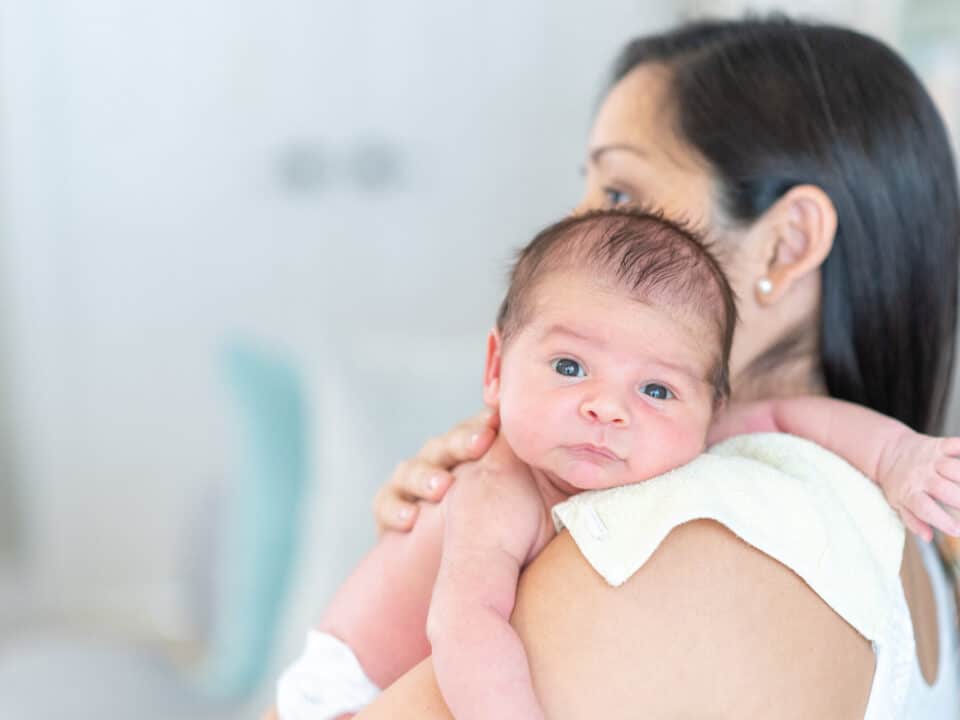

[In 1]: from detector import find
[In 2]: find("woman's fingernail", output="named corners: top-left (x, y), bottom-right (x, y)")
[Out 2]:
top-left (398, 507), bottom-right (412, 520)
top-left (468, 433), bottom-right (481, 448)
top-left (428, 475), bottom-right (442, 491)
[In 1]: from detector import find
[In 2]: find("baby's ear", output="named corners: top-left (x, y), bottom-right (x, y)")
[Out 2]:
top-left (482, 328), bottom-right (503, 409)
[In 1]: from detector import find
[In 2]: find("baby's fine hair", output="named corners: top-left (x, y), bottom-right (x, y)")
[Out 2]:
top-left (496, 208), bottom-right (738, 401)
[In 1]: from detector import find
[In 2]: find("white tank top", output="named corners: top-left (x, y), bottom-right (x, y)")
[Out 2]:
top-left (903, 539), bottom-right (960, 716)
top-left (552, 433), bottom-right (959, 719)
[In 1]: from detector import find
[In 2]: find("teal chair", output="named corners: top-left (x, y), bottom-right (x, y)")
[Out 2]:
top-left (198, 341), bottom-right (309, 701)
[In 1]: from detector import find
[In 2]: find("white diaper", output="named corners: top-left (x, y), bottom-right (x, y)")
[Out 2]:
top-left (276, 631), bottom-right (380, 720)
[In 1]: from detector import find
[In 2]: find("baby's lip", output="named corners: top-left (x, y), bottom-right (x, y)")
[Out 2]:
top-left (566, 443), bottom-right (622, 461)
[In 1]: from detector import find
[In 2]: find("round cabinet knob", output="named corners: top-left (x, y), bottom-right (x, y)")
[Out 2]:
top-left (347, 140), bottom-right (403, 192)
top-left (275, 139), bottom-right (404, 194)
top-left (276, 142), bottom-right (329, 193)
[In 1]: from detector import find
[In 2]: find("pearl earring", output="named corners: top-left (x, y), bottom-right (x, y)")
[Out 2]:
top-left (757, 277), bottom-right (773, 295)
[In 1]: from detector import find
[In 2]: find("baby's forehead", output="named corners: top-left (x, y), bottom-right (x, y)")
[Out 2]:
top-left (525, 273), bottom-right (722, 364)
top-left (529, 269), bottom-right (721, 334)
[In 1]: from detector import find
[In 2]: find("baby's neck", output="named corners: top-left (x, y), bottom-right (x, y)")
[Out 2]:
top-left (528, 466), bottom-right (582, 511)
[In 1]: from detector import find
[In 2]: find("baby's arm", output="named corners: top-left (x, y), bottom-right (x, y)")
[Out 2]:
top-left (427, 470), bottom-right (549, 720)
top-left (708, 397), bottom-right (903, 473)
top-left (317, 499), bottom-right (446, 689)
top-left (710, 397), bottom-right (960, 540)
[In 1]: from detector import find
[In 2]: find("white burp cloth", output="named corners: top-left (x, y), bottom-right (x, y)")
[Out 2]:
top-left (276, 631), bottom-right (380, 720)
top-left (552, 432), bottom-right (914, 718)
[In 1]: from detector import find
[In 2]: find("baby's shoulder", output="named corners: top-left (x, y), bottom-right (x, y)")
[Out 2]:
top-left (444, 461), bottom-right (543, 539)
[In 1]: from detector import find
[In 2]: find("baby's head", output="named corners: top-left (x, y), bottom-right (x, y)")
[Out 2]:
top-left (484, 208), bottom-right (736, 491)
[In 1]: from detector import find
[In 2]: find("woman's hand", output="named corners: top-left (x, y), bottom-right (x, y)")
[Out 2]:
top-left (374, 409), bottom-right (500, 533)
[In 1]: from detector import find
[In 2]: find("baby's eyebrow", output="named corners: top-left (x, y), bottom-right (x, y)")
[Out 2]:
top-left (540, 323), bottom-right (710, 384)
top-left (646, 359), bottom-right (713, 387)
top-left (539, 323), bottom-right (603, 347)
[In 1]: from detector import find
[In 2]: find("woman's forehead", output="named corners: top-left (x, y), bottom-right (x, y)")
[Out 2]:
top-left (593, 67), bottom-right (710, 171)
top-left (587, 66), bottom-right (716, 226)
top-left (590, 67), bottom-right (673, 151)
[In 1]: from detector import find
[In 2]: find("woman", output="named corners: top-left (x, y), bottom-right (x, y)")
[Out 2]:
top-left (355, 17), bottom-right (960, 719)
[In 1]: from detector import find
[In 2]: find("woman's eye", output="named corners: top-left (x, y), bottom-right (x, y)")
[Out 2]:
top-left (603, 187), bottom-right (632, 207)
top-left (552, 358), bottom-right (585, 378)
top-left (639, 383), bottom-right (674, 400)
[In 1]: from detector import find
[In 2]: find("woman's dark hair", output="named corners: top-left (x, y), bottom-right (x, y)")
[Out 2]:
top-left (613, 17), bottom-right (960, 433)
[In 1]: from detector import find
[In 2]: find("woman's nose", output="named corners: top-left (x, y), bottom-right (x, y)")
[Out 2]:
top-left (579, 395), bottom-right (630, 426)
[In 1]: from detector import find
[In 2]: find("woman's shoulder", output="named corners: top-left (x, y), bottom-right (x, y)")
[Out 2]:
top-left (512, 521), bottom-right (875, 719)
top-left (530, 432), bottom-right (918, 717)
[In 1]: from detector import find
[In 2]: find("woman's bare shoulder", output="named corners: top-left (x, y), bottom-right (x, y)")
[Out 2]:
top-left (511, 520), bottom-right (875, 719)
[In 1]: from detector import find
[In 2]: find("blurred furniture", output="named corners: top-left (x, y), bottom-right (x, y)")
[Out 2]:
top-left (0, 341), bottom-right (307, 719)
top-left (267, 329), bottom-right (483, 677)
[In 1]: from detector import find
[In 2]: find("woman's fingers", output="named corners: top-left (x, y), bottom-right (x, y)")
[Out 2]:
top-left (417, 410), bottom-right (498, 468)
top-left (373, 484), bottom-right (420, 534)
top-left (374, 410), bottom-right (500, 534)
top-left (374, 458), bottom-right (455, 531)
top-left (398, 459), bottom-right (454, 503)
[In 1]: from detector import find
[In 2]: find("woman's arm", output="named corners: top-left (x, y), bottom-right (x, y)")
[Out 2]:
top-left (358, 521), bottom-right (874, 720)
top-left (355, 658), bottom-right (448, 719)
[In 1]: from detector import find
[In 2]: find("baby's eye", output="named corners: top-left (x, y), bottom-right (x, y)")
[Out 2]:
top-left (639, 383), bottom-right (674, 400)
top-left (552, 358), bottom-right (585, 378)
top-left (603, 187), bottom-right (632, 207)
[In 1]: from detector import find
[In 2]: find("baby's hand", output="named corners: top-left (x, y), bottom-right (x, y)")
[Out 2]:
top-left (878, 433), bottom-right (960, 542)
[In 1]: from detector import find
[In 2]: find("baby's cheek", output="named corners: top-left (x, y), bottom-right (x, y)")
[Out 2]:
top-left (633, 418), bottom-right (709, 477)
top-left (499, 393), bottom-right (563, 468)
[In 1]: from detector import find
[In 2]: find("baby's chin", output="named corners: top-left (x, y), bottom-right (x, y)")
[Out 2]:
top-left (546, 452), bottom-right (699, 492)
top-left (548, 457), bottom-right (636, 492)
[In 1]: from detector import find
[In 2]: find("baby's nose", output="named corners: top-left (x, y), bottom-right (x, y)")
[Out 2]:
top-left (580, 396), bottom-right (629, 426)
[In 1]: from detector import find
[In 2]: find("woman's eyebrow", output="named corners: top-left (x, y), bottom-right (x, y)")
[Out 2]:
top-left (589, 143), bottom-right (648, 164)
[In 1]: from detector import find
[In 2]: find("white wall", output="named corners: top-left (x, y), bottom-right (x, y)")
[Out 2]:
top-left (0, 150), bottom-right (17, 563)
top-left (0, 0), bottom-right (676, 635)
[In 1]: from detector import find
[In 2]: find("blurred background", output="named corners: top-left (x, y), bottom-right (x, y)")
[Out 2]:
top-left (0, 0), bottom-right (958, 717)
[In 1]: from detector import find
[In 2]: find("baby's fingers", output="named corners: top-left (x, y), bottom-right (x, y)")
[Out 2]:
top-left (936, 456), bottom-right (960, 483)
top-left (929, 473), bottom-right (960, 512)
top-left (900, 506), bottom-right (934, 543)
top-left (939, 436), bottom-right (960, 458)
top-left (907, 493), bottom-right (960, 538)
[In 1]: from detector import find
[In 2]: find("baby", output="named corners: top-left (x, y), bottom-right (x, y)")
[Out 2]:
top-left (276, 208), bottom-right (960, 720)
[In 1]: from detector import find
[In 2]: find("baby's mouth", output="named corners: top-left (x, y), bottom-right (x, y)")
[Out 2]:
top-left (566, 443), bottom-right (622, 462)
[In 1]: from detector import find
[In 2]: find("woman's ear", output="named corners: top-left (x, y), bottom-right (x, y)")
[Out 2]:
top-left (482, 328), bottom-right (503, 409)
top-left (755, 184), bottom-right (837, 305)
